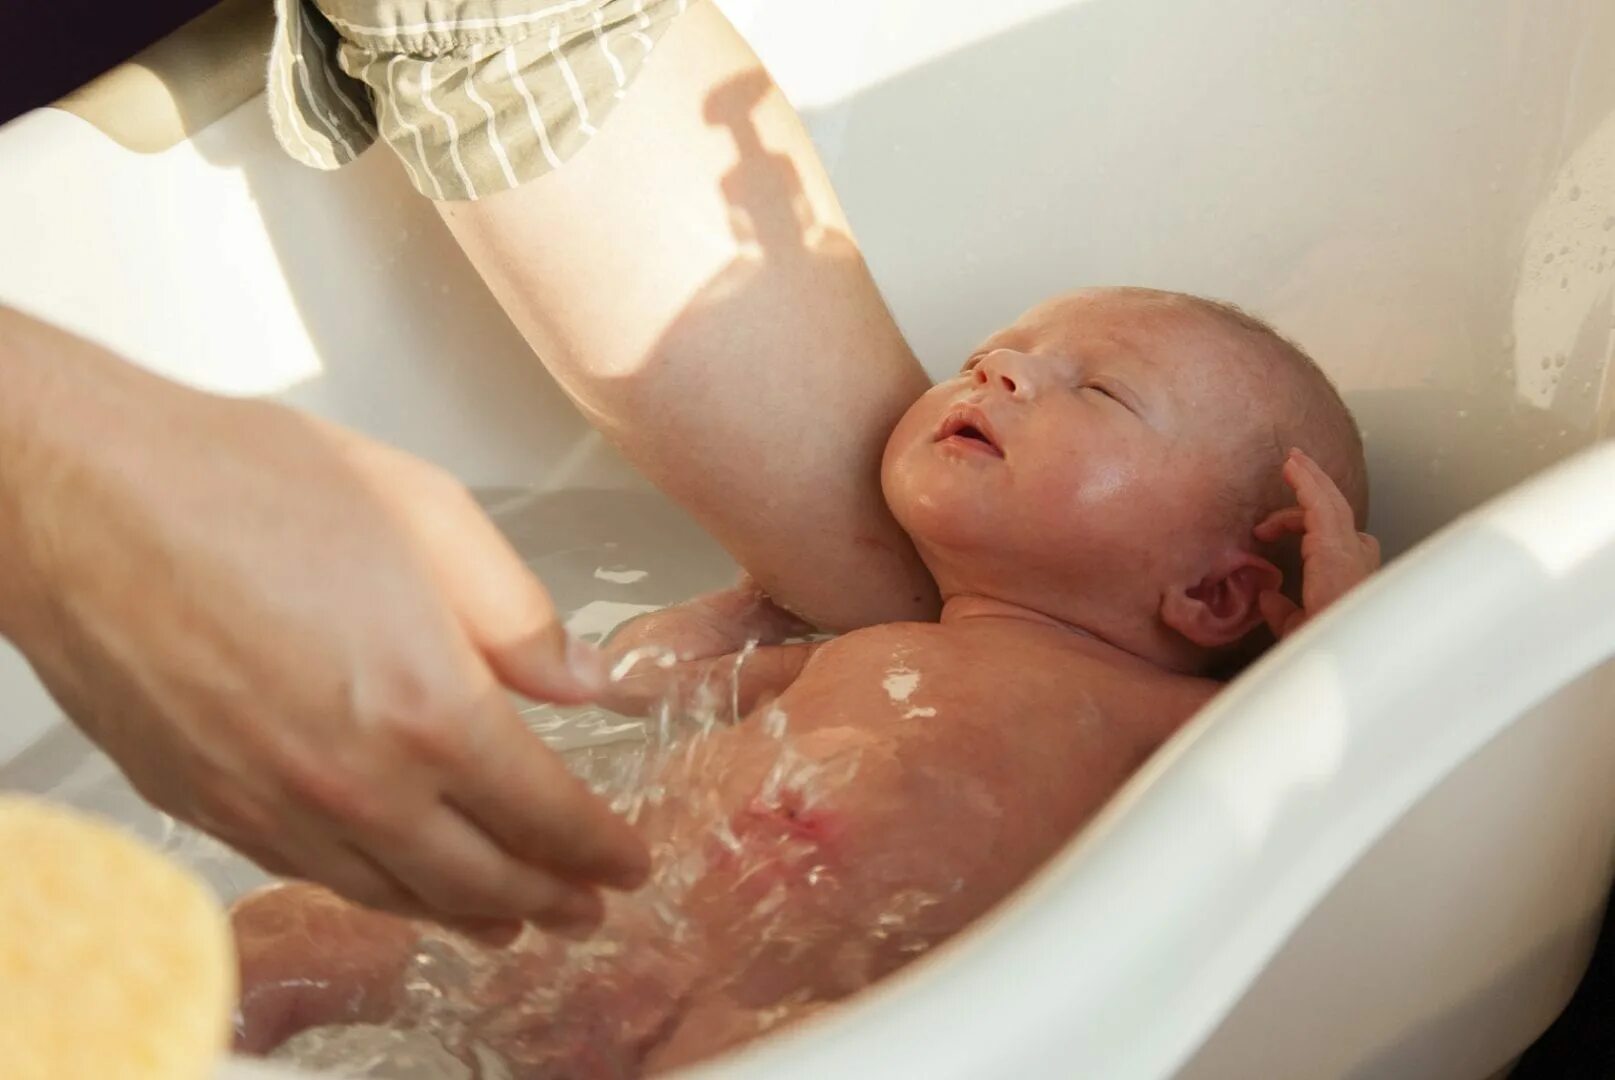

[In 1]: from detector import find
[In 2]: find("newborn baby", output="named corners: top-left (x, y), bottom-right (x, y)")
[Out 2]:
top-left (232, 287), bottom-right (1379, 1075)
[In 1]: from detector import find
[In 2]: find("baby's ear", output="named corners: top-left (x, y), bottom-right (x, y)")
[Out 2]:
top-left (1160, 549), bottom-right (1284, 649)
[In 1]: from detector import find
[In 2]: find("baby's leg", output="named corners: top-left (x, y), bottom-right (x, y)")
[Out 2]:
top-left (231, 882), bottom-right (421, 1054)
top-left (466, 936), bottom-right (700, 1078)
top-left (232, 882), bottom-right (700, 1076)
top-left (642, 993), bottom-right (832, 1075)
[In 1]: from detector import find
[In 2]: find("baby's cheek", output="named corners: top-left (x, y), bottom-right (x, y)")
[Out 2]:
top-left (889, 385), bottom-right (952, 451)
top-left (882, 388), bottom-right (954, 482)
top-left (880, 435), bottom-right (928, 519)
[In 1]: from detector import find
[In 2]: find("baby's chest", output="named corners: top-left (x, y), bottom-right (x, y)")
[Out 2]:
top-left (729, 628), bottom-right (1169, 887)
top-left (773, 626), bottom-right (1125, 763)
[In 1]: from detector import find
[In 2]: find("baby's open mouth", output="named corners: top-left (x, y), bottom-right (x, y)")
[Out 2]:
top-left (936, 407), bottom-right (1004, 457)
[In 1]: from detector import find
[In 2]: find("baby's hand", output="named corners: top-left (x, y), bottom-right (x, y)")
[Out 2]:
top-left (608, 577), bottom-right (810, 664)
top-left (601, 579), bottom-right (813, 715)
top-left (1252, 449), bottom-right (1380, 640)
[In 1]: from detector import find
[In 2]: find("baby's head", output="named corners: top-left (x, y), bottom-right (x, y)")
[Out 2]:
top-left (882, 287), bottom-right (1367, 674)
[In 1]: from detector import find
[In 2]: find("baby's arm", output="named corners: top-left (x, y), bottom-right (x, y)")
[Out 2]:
top-left (232, 883), bottom-right (422, 1055)
top-left (603, 639), bottom-right (822, 719)
top-left (609, 575), bottom-right (812, 663)
top-left (602, 576), bottom-right (821, 716)
top-left (1254, 448), bottom-right (1382, 637)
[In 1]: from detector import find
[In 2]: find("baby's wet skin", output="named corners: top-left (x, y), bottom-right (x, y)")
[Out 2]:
top-left (232, 882), bottom-right (421, 1056)
top-left (228, 288), bottom-right (1374, 1075)
top-left (230, 616), bottom-right (1217, 1075)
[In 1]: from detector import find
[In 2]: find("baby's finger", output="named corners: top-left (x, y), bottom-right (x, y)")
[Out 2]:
top-left (1259, 590), bottom-right (1303, 639)
top-left (1360, 532), bottom-right (1383, 569)
top-left (1285, 449), bottom-right (1357, 536)
top-left (1253, 507), bottom-right (1306, 542)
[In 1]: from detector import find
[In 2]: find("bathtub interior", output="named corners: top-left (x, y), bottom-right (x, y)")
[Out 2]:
top-left (0, 0), bottom-right (1613, 1076)
top-left (1179, 659), bottom-right (1615, 1080)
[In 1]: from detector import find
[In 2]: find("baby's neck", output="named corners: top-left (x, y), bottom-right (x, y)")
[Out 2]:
top-left (938, 594), bottom-right (1163, 671)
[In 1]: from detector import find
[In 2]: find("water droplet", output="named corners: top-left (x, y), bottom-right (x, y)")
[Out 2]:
top-left (1544, 251), bottom-right (1557, 264)
top-left (1570, 185), bottom-right (1583, 201)
top-left (1555, 354), bottom-right (1567, 368)
top-left (1541, 356), bottom-right (1552, 370)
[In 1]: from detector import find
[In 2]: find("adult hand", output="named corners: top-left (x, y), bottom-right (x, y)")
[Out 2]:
top-left (0, 310), bottom-right (647, 930)
top-left (1253, 448), bottom-right (1382, 639)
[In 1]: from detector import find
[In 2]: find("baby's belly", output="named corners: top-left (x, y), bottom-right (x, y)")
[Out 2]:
top-left (232, 629), bottom-right (1156, 1075)
top-left (622, 648), bottom-right (1139, 1069)
top-left (659, 701), bottom-right (1119, 1009)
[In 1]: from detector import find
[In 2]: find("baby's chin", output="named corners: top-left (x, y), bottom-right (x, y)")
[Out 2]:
top-left (885, 482), bottom-right (1007, 572)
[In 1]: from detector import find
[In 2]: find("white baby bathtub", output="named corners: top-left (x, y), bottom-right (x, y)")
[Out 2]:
top-left (2, 0), bottom-right (1614, 1077)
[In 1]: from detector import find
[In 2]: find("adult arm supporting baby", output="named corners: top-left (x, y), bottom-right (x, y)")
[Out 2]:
top-left (436, 1), bottom-right (939, 633)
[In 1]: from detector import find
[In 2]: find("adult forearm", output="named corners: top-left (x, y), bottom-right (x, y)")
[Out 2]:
top-left (0, 308), bottom-right (212, 645)
top-left (437, 2), bottom-right (939, 632)
top-left (0, 306), bottom-right (80, 641)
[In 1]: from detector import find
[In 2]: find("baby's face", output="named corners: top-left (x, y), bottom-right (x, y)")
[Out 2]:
top-left (883, 289), bottom-right (1264, 617)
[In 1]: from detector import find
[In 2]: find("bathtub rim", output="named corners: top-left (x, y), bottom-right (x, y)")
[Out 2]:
top-left (684, 437), bottom-right (1615, 1080)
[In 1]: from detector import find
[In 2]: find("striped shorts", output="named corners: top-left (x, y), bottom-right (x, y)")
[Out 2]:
top-left (268, 0), bottom-right (692, 201)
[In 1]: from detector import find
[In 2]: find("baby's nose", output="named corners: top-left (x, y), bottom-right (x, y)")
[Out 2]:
top-left (973, 349), bottom-right (1039, 399)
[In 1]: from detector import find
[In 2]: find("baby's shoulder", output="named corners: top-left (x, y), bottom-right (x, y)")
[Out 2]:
top-left (825, 619), bottom-right (951, 650)
top-left (808, 620), bottom-right (983, 676)
top-left (807, 619), bottom-right (1212, 711)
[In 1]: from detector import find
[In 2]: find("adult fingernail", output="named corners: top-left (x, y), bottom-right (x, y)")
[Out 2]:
top-left (457, 919), bottom-right (525, 948)
top-left (602, 843), bottom-right (652, 890)
top-left (541, 888), bottom-right (604, 939)
top-left (565, 636), bottom-right (608, 691)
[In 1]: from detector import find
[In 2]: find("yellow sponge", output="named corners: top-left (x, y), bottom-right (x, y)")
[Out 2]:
top-left (0, 796), bottom-right (235, 1080)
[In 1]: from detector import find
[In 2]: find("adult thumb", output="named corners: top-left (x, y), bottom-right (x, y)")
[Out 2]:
top-left (442, 511), bottom-right (609, 704)
top-left (1259, 590), bottom-right (1302, 640)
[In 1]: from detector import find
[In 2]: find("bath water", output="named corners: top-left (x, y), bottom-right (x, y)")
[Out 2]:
top-left (1, 487), bottom-right (942, 1077)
